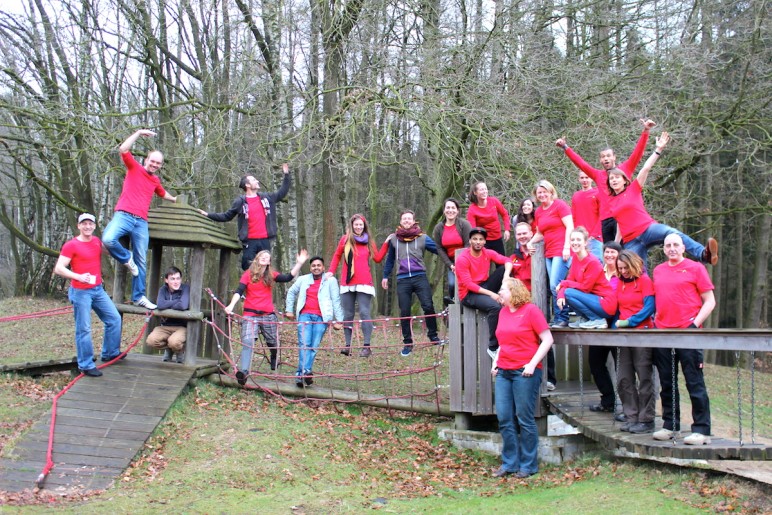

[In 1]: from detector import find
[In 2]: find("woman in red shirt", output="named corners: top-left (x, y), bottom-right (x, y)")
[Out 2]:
top-left (614, 250), bottom-right (656, 433)
top-left (328, 214), bottom-right (389, 357)
top-left (511, 197), bottom-right (536, 233)
top-left (491, 278), bottom-right (554, 478)
top-left (466, 181), bottom-right (510, 257)
top-left (432, 198), bottom-right (472, 304)
top-left (606, 131), bottom-right (717, 270)
top-left (224, 249), bottom-right (308, 384)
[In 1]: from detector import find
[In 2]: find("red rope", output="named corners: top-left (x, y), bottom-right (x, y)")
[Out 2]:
top-left (36, 318), bottom-right (149, 488)
top-left (0, 306), bottom-right (73, 323)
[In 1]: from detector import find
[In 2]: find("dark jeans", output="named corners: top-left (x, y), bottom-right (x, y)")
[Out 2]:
top-left (241, 238), bottom-right (273, 271)
top-left (589, 346), bottom-right (618, 409)
top-left (485, 238), bottom-right (506, 261)
top-left (460, 266), bottom-right (507, 350)
top-left (396, 275), bottom-right (438, 343)
top-left (601, 217), bottom-right (618, 244)
top-left (654, 347), bottom-right (711, 435)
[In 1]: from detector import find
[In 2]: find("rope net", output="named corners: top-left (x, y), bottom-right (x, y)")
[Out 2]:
top-left (204, 289), bottom-right (450, 410)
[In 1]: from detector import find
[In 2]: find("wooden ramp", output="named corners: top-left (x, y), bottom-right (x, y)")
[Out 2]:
top-left (545, 385), bottom-right (770, 461)
top-left (0, 354), bottom-right (208, 493)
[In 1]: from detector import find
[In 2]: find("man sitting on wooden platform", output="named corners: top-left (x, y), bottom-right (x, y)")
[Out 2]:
top-left (146, 266), bottom-right (190, 363)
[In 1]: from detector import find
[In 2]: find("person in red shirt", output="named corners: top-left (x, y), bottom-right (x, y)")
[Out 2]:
top-left (614, 251), bottom-right (656, 434)
top-left (490, 278), bottom-right (554, 478)
top-left (509, 222), bottom-right (533, 292)
top-left (432, 198), bottom-right (472, 305)
top-left (652, 234), bottom-right (716, 445)
top-left (54, 213), bottom-right (122, 377)
top-left (511, 198), bottom-right (536, 234)
top-left (199, 164), bottom-right (291, 270)
top-left (456, 228), bottom-right (512, 358)
top-left (224, 249), bottom-right (308, 384)
top-left (555, 118), bottom-right (655, 242)
top-left (606, 131), bottom-right (718, 271)
top-left (571, 172), bottom-right (603, 261)
top-left (327, 214), bottom-right (389, 357)
top-left (102, 130), bottom-right (177, 310)
top-left (467, 182), bottom-right (511, 257)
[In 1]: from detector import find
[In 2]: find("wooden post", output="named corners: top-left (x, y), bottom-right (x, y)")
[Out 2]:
top-left (214, 248), bottom-right (233, 359)
top-left (143, 243), bottom-right (164, 354)
top-left (185, 246), bottom-right (205, 364)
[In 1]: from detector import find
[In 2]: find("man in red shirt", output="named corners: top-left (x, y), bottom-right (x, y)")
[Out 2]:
top-left (509, 222), bottom-right (534, 291)
top-left (652, 234), bottom-right (716, 445)
top-left (456, 228), bottom-right (512, 358)
top-left (571, 172), bottom-right (603, 260)
top-left (199, 163), bottom-right (291, 270)
top-left (103, 130), bottom-right (177, 310)
top-left (555, 118), bottom-right (655, 242)
top-left (55, 213), bottom-right (122, 377)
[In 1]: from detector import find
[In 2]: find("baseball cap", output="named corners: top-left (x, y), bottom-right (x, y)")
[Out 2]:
top-left (78, 213), bottom-right (96, 224)
top-left (469, 227), bottom-right (488, 239)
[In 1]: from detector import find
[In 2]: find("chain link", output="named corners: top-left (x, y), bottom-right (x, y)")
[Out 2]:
top-left (735, 350), bottom-right (743, 446)
top-left (579, 345), bottom-right (584, 417)
top-left (671, 348), bottom-right (677, 444)
top-left (750, 351), bottom-right (756, 444)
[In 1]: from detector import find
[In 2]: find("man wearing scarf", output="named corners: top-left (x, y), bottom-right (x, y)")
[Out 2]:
top-left (381, 210), bottom-right (441, 356)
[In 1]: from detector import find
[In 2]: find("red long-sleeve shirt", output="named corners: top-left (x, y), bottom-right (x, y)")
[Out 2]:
top-left (467, 196), bottom-right (510, 240)
top-left (455, 248), bottom-right (508, 301)
top-left (558, 253), bottom-right (617, 316)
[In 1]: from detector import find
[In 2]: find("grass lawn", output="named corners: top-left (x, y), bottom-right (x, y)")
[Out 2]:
top-left (0, 297), bottom-right (769, 512)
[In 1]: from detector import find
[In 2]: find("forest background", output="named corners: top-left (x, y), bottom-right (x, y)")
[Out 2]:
top-left (0, 0), bottom-right (768, 329)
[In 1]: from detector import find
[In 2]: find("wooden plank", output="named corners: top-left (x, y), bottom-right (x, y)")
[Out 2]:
top-left (52, 407), bottom-right (161, 425)
top-left (15, 440), bottom-right (140, 460)
top-left (56, 399), bottom-right (171, 418)
top-left (448, 304), bottom-right (463, 411)
top-left (477, 314), bottom-right (492, 414)
top-left (461, 308), bottom-right (477, 413)
top-left (23, 431), bottom-right (144, 450)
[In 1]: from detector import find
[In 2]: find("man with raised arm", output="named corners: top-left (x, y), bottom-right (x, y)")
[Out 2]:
top-left (455, 227), bottom-right (513, 359)
top-left (571, 172), bottom-right (603, 261)
top-left (652, 233), bottom-right (716, 445)
top-left (198, 163), bottom-right (291, 271)
top-left (102, 130), bottom-right (177, 310)
top-left (556, 119), bottom-right (655, 243)
top-left (55, 213), bottom-right (122, 377)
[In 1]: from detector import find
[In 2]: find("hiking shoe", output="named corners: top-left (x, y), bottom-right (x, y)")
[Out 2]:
top-left (589, 404), bottom-right (614, 413)
top-left (125, 254), bottom-right (139, 277)
top-left (79, 367), bottom-right (103, 377)
top-left (619, 422), bottom-right (634, 432)
top-left (515, 470), bottom-right (537, 479)
top-left (628, 421), bottom-right (655, 434)
top-left (703, 237), bottom-right (719, 265)
top-left (550, 320), bottom-right (568, 328)
top-left (340, 347), bottom-right (351, 356)
top-left (653, 428), bottom-right (674, 441)
top-left (162, 349), bottom-right (174, 362)
top-left (568, 317), bottom-right (588, 329)
top-left (430, 336), bottom-right (444, 346)
top-left (493, 466), bottom-right (513, 478)
top-left (614, 413), bottom-right (627, 422)
top-left (359, 347), bottom-right (372, 358)
top-left (304, 371), bottom-right (314, 386)
top-left (135, 296), bottom-right (157, 310)
top-left (684, 432), bottom-right (711, 445)
top-left (579, 318), bottom-right (608, 329)
top-left (175, 351), bottom-right (185, 364)
top-left (236, 370), bottom-right (247, 386)
top-left (546, 381), bottom-right (556, 391)
top-left (400, 345), bottom-right (413, 357)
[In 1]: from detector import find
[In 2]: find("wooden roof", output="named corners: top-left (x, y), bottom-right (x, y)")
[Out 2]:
top-left (147, 200), bottom-right (241, 251)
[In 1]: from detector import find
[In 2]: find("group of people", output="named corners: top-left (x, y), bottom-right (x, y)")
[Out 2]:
top-left (55, 123), bottom-right (719, 480)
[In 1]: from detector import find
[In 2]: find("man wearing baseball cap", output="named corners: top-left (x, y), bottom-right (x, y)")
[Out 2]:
top-left (455, 227), bottom-right (512, 358)
top-left (54, 213), bottom-right (122, 377)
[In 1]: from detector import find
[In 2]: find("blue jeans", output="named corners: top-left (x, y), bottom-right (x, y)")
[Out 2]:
top-left (495, 368), bottom-right (542, 475)
top-left (546, 256), bottom-right (570, 323)
top-left (296, 313), bottom-right (327, 374)
top-left (69, 286), bottom-right (122, 370)
top-left (588, 238), bottom-right (603, 262)
top-left (564, 288), bottom-right (607, 321)
top-left (447, 269), bottom-right (456, 299)
top-left (102, 211), bottom-right (149, 302)
top-left (624, 224), bottom-right (705, 271)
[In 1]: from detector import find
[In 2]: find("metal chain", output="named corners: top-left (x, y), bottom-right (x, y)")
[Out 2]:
top-left (579, 345), bottom-right (584, 417)
top-left (671, 348), bottom-right (677, 444)
top-left (614, 346), bottom-right (621, 419)
top-left (750, 351), bottom-right (756, 444)
top-left (735, 350), bottom-right (743, 446)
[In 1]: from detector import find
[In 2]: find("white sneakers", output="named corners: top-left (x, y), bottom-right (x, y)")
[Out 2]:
top-left (579, 318), bottom-right (608, 329)
top-left (652, 428), bottom-right (711, 445)
top-left (125, 254), bottom-right (139, 277)
top-left (546, 381), bottom-right (556, 391)
top-left (135, 296), bottom-right (157, 310)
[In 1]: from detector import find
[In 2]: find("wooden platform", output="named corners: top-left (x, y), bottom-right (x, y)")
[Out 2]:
top-left (545, 386), bottom-right (770, 461)
top-left (0, 354), bottom-right (209, 492)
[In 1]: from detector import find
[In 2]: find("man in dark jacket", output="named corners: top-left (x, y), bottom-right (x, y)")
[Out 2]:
top-left (146, 266), bottom-right (190, 363)
top-left (198, 163), bottom-right (291, 270)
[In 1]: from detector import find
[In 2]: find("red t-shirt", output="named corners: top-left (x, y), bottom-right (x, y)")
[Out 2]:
top-left (300, 277), bottom-right (323, 315)
top-left (571, 188), bottom-right (602, 240)
top-left (467, 196), bottom-right (510, 240)
top-left (495, 303), bottom-right (550, 370)
top-left (60, 237), bottom-right (103, 290)
top-left (509, 248), bottom-right (532, 292)
top-left (534, 199), bottom-right (571, 258)
top-left (455, 248), bottom-right (509, 301)
top-left (654, 259), bottom-right (714, 328)
top-left (240, 270), bottom-right (280, 313)
top-left (617, 274), bottom-right (655, 328)
top-left (607, 181), bottom-right (656, 242)
top-left (246, 196), bottom-right (268, 239)
top-left (558, 253), bottom-right (617, 316)
top-left (328, 236), bottom-right (388, 287)
top-left (441, 224), bottom-right (465, 260)
top-left (114, 153), bottom-right (167, 220)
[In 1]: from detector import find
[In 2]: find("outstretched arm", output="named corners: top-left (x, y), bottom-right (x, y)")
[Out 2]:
top-left (119, 129), bottom-right (155, 154)
top-left (635, 131), bottom-right (670, 189)
top-left (291, 249), bottom-right (309, 277)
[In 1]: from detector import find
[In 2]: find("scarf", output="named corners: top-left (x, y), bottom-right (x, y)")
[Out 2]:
top-left (395, 224), bottom-right (423, 242)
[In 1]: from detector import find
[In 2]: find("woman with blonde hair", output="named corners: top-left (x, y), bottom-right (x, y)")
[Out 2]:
top-left (491, 278), bottom-right (554, 478)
